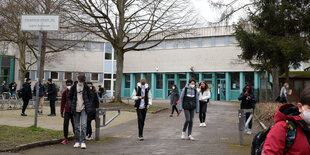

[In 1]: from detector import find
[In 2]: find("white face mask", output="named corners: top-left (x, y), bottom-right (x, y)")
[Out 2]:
top-left (67, 86), bottom-right (71, 90)
top-left (89, 87), bottom-right (93, 90)
top-left (172, 87), bottom-right (175, 89)
top-left (302, 106), bottom-right (310, 125)
top-left (190, 84), bottom-right (195, 88)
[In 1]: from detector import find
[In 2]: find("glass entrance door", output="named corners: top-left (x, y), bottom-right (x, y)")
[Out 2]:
top-left (217, 79), bottom-right (226, 101)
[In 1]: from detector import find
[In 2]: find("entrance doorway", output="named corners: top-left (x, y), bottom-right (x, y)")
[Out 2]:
top-left (217, 79), bottom-right (226, 101)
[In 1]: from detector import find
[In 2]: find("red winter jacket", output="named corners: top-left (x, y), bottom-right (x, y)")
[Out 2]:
top-left (60, 89), bottom-right (71, 113)
top-left (262, 104), bottom-right (310, 155)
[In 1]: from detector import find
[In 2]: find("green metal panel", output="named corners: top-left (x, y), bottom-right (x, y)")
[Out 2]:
top-left (124, 88), bottom-right (131, 97)
top-left (121, 74), bottom-right (125, 98)
top-left (254, 72), bottom-right (260, 89)
top-left (186, 72), bottom-right (190, 83)
top-left (230, 90), bottom-right (240, 101)
top-left (211, 73), bottom-right (216, 100)
top-left (240, 72), bottom-right (245, 93)
top-left (155, 89), bottom-right (163, 99)
top-left (9, 58), bottom-right (14, 83)
top-left (225, 72), bottom-right (231, 101)
top-left (141, 73), bottom-right (145, 79)
top-left (199, 72), bottom-right (203, 83)
top-left (151, 73), bottom-right (156, 98)
top-left (162, 73), bottom-right (167, 99)
top-left (130, 73), bottom-right (135, 95)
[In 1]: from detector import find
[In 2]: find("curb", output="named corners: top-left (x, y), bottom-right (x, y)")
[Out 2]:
top-left (0, 136), bottom-right (74, 153)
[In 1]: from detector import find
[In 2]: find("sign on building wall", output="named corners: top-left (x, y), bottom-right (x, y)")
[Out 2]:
top-left (21, 15), bottom-right (59, 31)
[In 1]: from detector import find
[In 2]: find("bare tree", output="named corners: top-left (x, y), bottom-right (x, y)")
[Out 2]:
top-left (0, 0), bottom-right (87, 86)
top-left (68, 0), bottom-right (197, 102)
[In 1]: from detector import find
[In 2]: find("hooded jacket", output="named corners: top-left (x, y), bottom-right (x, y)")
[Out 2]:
top-left (22, 82), bottom-right (32, 100)
top-left (169, 88), bottom-right (179, 106)
top-left (262, 104), bottom-right (310, 155)
top-left (178, 84), bottom-right (199, 113)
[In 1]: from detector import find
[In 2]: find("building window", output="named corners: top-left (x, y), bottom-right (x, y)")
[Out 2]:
top-left (135, 73), bottom-right (141, 84)
top-left (217, 74), bottom-right (225, 79)
top-left (113, 74), bottom-right (116, 79)
top-left (104, 74), bottom-right (112, 79)
top-left (65, 72), bottom-right (72, 80)
top-left (203, 74), bottom-right (212, 79)
top-left (105, 42), bottom-right (112, 60)
top-left (244, 72), bottom-right (254, 89)
top-left (51, 72), bottom-right (58, 80)
top-left (104, 80), bottom-right (111, 90)
top-left (167, 74), bottom-right (174, 79)
top-left (156, 74), bottom-right (163, 89)
top-left (105, 52), bottom-right (112, 60)
top-left (125, 74), bottom-right (130, 88)
top-left (91, 73), bottom-right (99, 81)
top-left (145, 74), bottom-right (152, 87)
top-left (177, 39), bottom-right (186, 49)
top-left (231, 72), bottom-right (240, 90)
top-left (178, 74), bottom-right (186, 79)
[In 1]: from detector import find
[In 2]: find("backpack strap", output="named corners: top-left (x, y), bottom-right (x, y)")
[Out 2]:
top-left (283, 120), bottom-right (297, 154)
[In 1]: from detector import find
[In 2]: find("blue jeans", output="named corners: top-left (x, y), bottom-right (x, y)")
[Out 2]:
top-left (74, 109), bottom-right (87, 143)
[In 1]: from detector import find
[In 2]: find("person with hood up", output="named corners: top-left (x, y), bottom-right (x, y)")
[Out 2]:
top-left (178, 78), bottom-right (199, 141)
top-left (132, 78), bottom-right (152, 141)
top-left (262, 87), bottom-right (310, 154)
top-left (21, 78), bottom-right (32, 116)
top-left (169, 84), bottom-right (180, 117)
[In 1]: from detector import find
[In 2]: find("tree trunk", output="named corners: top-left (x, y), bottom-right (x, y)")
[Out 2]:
top-left (114, 49), bottom-right (124, 103)
top-left (271, 67), bottom-right (280, 101)
top-left (284, 64), bottom-right (289, 83)
top-left (39, 32), bottom-right (47, 82)
top-left (18, 41), bottom-right (27, 88)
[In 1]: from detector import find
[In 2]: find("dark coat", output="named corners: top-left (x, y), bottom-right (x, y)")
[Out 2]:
top-left (47, 83), bottom-right (57, 101)
top-left (33, 83), bottom-right (46, 97)
top-left (169, 89), bottom-right (179, 106)
top-left (22, 82), bottom-right (32, 100)
top-left (68, 84), bottom-right (93, 114)
top-left (89, 87), bottom-right (99, 114)
top-left (238, 92), bottom-right (256, 109)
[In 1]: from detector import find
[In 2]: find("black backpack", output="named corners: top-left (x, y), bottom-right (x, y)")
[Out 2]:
top-left (251, 120), bottom-right (297, 155)
top-left (17, 88), bottom-right (24, 98)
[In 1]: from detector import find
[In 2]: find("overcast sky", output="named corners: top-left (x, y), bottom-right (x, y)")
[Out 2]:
top-left (191, 0), bottom-right (251, 25)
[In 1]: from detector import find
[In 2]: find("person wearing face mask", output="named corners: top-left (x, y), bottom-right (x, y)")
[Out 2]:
top-left (21, 78), bottom-right (32, 116)
top-left (86, 82), bottom-right (99, 140)
top-left (68, 75), bottom-right (93, 149)
top-left (178, 78), bottom-right (199, 141)
top-left (132, 78), bottom-right (152, 141)
top-left (60, 80), bottom-right (75, 144)
top-left (262, 87), bottom-right (310, 154)
top-left (279, 83), bottom-right (289, 104)
top-left (33, 81), bottom-right (46, 115)
top-left (169, 84), bottom-right (180, 117)
top-left (198, 81), bottom-right (210, 127)
top-left (238, 84), bottom-right (256, 135)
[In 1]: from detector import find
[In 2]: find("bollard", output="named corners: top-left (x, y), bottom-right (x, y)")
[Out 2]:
top-left (238, 109), bottom-right (245, 145)
top-left (95, 109), bottom-right (101, 141)
top-left (95, 108), bottom-right (121, 141)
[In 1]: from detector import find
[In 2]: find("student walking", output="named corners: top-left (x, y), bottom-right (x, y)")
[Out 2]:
top-left (178, 78), bottom-right (199, 140)
top-left (47, 78), bottom-right (57, 116)
top-left (262, 87), bottom-right (310, 154)
top-left (132, 78), bottom-right (152, 141)
top-left (21, 78), bottom-right (32, 116)
top-left (60, 80), bottom-right (75, 144)
top-left (9, 82), bottom-right (17, 97)
top-left (86, 82), bottom-right (99, 140)
top-left (33, 81), bottom-right (46, 115)
top-left (198, 81), bottom-right (210, 127)
top-left (279, 83), bottom-right (289, 103)
top-left (238, 84), bottom-right (256, 135)
top-left (169, 84), bottom-right (180, 117)
top-left (68, 74), bottom-right (93, 149)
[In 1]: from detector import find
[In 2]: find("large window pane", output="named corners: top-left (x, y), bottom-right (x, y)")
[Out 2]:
top-left (51, 72), bottom-right (58, 80)
top-left (104, 74), bottom-right (111, 79)
top-left (145, 74), bottom-right (152, 88)
top-left (104, 80), bottom-right (111, 90)
top-left (65, 72), bottom-right (72, 80)
top-left (135, 74), bottom-right (141, 85)
top-left (231, 72), bottom-right (240, 90)
top-left (91, 73), bottom-right (99, 81)
top-left (156, 74), bottom-right (163, 89)
top-left (125, 74), bottom-right (130, 88)
top-left (244, 72), bottom-right (254, 89)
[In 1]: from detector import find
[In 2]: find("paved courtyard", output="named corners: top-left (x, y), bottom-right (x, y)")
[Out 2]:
top-left (1, 101), bottom-right (253, 155)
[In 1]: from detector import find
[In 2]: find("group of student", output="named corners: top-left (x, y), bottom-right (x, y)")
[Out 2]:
top-left (132, 78), bottom-right (211, 141)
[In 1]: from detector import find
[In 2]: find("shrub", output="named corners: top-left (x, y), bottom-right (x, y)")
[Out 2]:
top-left (255, 102), bottom-right (282, 125)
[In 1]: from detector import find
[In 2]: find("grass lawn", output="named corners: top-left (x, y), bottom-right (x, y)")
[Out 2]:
top-left (0, 125), bottom-right (64, 151)
top-left (100, 102), bottom-right (167, 113)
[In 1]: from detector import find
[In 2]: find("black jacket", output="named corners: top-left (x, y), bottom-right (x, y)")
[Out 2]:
top-left (47, 83), bottom-right (57, 101)
top-left (22, 82), bottom-right (32, 100)
top-left (68, 83), bottom-right (93, 114)
top-left (238, 92), bottom-right (257, 109)
top-left (89, 87), bottom-right (99, 114)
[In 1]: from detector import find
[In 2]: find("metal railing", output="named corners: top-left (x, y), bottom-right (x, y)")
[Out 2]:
top-left (95, 107), bottom-right (121, 141)
top-left (238, 109), bottom-right (254, 145)
top-left (0, 92), bottom-right (22, 110)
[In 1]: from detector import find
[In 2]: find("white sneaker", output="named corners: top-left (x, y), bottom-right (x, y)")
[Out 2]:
top-left (73, 143), bottom-right (80, 148)
top-left (81, 143), bottom-right (86, 149)
top-left (246, 129), bottom-right (252, 135)
top-left (86, 136), bottom-right (93, 141)
top-left (188, 135), bottom-right (195, 141)
top-left (199, 123), bottom-right (203, 127)
top-left (203, 123), bottom-right (207, 127)
top-left (181, 132), bottom-right (186, 139)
